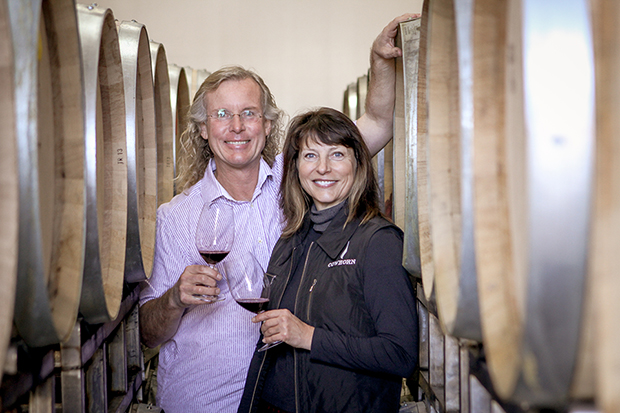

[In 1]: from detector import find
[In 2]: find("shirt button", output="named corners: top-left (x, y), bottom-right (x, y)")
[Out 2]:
top-left (258, 239), bottom-right (262, 243)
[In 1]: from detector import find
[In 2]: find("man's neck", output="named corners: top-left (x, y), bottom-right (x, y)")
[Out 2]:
top-left (213, 160), bottom-right (260, 202)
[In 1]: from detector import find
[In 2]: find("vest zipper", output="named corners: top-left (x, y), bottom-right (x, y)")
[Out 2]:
top-left (249, 246), bottom-right (297, 411)
top-left (294, 241), bottom-right (314, 413)
top-left (306, 278), bottom-right (317, 319)
top-left (309, 279), bottom-right (317, 291)
top-left (247, 354), bottom-right (267, 412)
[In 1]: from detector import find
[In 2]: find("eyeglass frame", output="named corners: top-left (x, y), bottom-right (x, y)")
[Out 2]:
top-left (206, 108), bottom-right (264, 123)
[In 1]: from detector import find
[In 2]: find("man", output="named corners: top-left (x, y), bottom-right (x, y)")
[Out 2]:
top-left (139, 13), bottom-right (418, 413)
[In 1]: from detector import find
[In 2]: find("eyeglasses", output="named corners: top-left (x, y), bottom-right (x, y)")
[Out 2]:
top-left (207, 108), bottom-right (263, 123)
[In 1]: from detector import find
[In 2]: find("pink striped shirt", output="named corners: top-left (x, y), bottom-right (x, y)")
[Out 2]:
top-left (140, 155), bottom-right (284, 413)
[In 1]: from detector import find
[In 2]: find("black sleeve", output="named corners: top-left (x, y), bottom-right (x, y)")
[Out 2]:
top-left (310, 227), bottom-right (419, 378)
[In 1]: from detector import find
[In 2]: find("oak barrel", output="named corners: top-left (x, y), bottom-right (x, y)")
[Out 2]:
top-left (472, 0), bottom-right (594, 405)
top-left (150, 41), bottom-right (174, 206)
top-left (356, 76), bottom-right (387, 215)
top-left (427, 0), bottom-right (482, 341)
top-left (587, 1), bottom-right (620, 411)
top-left (118, 20), bottom-right (157, 283)
top-left (342, 82), bottom-right (357, 121)
top-left (11, 0), bottom-right (85, 346)
top-left (416, 0), bottom-right (434, 301)
top-left (169, 64), bottom-right (190, 194)
top-left (395, 18), bottom-right (422, 277)
top-left (184, 67), bottom-right (210, 102)
top-left (355, 74), bottom-right (367, 120)
top-left (76, 3), bottom-right (128, 324)
top-left (0, 0), bottom-right (19, 380)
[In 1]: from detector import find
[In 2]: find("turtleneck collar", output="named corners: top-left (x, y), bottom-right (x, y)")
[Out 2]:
top-left (309, 201), bottom-right (346, 232)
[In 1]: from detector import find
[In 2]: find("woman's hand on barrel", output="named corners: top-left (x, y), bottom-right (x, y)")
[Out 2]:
top-left (372, 12), bottom-right (421, 61)
top-left (169, 265), bottom-right (222, 308)
top-left (253, 309), bottom-right (315, 350)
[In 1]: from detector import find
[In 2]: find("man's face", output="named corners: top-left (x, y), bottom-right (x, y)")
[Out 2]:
top-left (200, 78), bottom-right (272, 173)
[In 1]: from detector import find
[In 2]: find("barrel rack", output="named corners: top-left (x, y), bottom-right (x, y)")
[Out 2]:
top-left (412, 279), bottom-right (516, 413)
top-left (0, 283), bottom-right (145, 412)
top-left (403, 279), bottom-right (601, 413)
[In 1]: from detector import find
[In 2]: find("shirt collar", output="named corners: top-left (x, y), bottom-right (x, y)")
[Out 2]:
top-left (201, 157), bottom-right (274, 205)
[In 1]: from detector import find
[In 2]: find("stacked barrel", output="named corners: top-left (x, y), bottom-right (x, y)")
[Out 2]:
top-left (0, 0), bottom-right (203, 385)
top-left (346, 1), bottom-right (618, 412)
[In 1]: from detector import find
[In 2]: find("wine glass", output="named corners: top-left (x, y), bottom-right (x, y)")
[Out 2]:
top-left (195, 201), bottom-right (234, 302)
top-left (223, 253), bottom-right (282, 352)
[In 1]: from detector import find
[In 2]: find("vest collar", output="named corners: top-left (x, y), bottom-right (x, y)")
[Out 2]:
top-left (294, 205), bottom-right (361, 261)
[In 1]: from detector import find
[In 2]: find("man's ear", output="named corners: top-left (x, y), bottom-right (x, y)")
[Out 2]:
top-left (264, 119), bottom-right (272, 138)
top-left (200, 122), bottom-right (208, 141)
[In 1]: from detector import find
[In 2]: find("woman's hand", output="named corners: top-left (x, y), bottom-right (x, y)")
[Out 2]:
top-left (252, 309), bottom-right (315, 350)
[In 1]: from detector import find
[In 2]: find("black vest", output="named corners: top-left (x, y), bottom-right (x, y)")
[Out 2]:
top-left (239, 209), bottom-right (404, 413)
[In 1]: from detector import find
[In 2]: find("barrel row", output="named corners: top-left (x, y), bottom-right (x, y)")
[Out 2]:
top-left (346, 1), bottom-right (617, 412)
top-left (0, 0), bottom-right (208, 381)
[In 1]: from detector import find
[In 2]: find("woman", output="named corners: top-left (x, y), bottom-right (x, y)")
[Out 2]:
top-left (238, 107), bottom-right (418, 413)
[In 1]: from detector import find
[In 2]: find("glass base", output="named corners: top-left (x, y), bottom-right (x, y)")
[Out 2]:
top-left (257, 340), bottom-right (282, 352)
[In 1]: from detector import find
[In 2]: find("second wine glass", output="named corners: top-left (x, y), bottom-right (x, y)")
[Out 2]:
top-left (195, 201), bottom-right (234, 302)
top-left (223, 253), bottom-right (282, 352)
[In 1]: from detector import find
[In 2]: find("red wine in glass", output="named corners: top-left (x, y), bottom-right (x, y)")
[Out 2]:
top-left (235, 297), bottom-right (270, 314)
top-left (224, 253), bottom-right (283, 351)
top-left (199, 250), bottom-right (230, 266)
top-left (195, 201), bottom-right (234, 302)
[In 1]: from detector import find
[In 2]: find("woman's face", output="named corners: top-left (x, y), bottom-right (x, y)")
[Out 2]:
top-left (297, 138), bottom-right (356, 211)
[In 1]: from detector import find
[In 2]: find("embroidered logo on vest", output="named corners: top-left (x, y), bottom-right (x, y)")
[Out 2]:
top-left (327, 241), bottom-right (357, 268)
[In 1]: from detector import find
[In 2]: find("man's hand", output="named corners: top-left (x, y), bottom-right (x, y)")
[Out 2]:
top-left (140, 265), bottom-right (223, 348)
top-left (371, 13), bottom-right (421, 61)
top-left (169, 264), bottom-right (223, 308)
top-left (252, 309), bottom-right (315, 350)
top-left (358, 12), bottom-right (422, 156)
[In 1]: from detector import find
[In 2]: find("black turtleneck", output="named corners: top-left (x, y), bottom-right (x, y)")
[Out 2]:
top-left (309, 201), bottom-right (345, 232)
